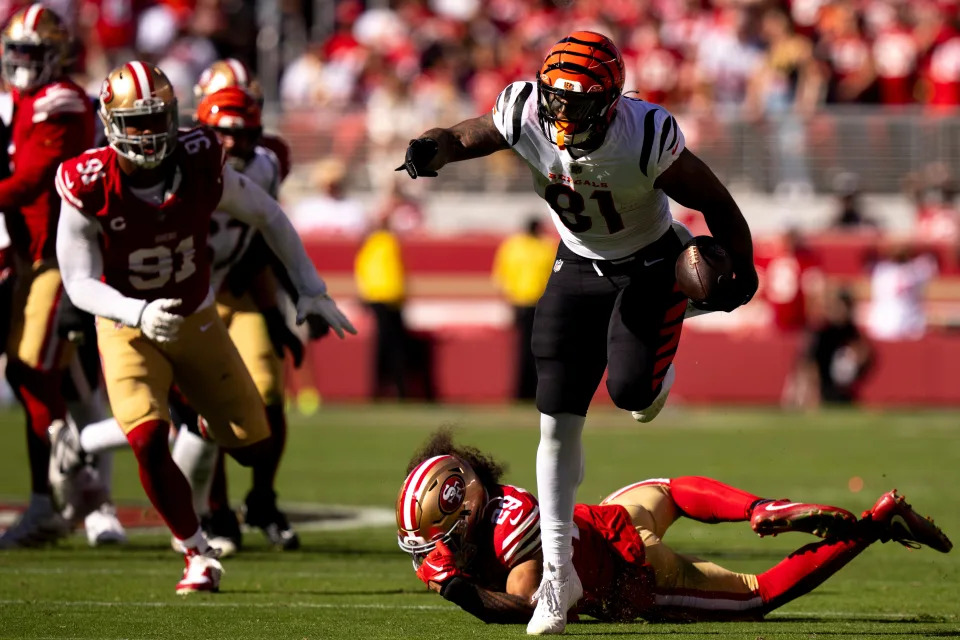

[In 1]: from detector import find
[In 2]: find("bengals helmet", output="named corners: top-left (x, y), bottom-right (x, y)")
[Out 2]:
top-left (1, 4), bottom-right (70, 92)
top-left (99, 61), bottom-right (179, 168)
top-left (396, 455), bottom-right (487, 568)
top-left (537, 31), bottom-right (625, 150)
top-left (195, 87), bottom-right (261, 170)
top-left (194, 58), bottom-right (263, 105)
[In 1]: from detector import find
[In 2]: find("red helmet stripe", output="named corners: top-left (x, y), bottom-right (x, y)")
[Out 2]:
top-left (127, 61), bottom-right (154, 99)
top-left (226, 58), bottom-right (249, 86)
top-left (23, 4), bottom-right (44, 33)
top-left (400, 455), bottom-right (451, 530)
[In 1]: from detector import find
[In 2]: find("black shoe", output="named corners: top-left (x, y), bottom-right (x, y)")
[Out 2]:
top-left (243, 490), bottom-right (300, 551)
top-left (200, 508), bottom-right (243, 556)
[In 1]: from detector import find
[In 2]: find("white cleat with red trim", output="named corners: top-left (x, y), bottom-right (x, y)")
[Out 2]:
top-left (175, 548), bottom-right (223, 595)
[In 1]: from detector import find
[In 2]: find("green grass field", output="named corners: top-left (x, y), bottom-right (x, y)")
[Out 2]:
top-left (0, 403), bottom-right (958, 639)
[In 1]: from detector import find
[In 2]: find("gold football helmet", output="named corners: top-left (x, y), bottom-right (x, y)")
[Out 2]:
top-left (194, 58), bottom-right (263, 104)
top-left (1, 4), bottom-right (70, 92)
top-left (99, 61), bottom-right (179, 168)
top-left (396, 455), bottom-right (487, 568)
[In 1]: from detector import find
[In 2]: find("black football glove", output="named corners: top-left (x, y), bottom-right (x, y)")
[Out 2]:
top-left (262, 307), bottom-right (304, 368)
top-left (56, 293), bottom-right (95, 345)
top-left (396, 138), bottom-right (440, 179)
top-left (692, 264), bottom-right (758, 313)
top-left (306, 313), bottom-right (331, 340)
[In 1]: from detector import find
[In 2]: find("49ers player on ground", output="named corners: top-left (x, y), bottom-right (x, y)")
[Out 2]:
top-left (0, 4), bottom-right (94, 549)
top-left (54, 62), bottom-right (355, 593)
top-left (398, 431), bottom-right (952, 626)
top-left (397, 31), bottom-right (758, 633)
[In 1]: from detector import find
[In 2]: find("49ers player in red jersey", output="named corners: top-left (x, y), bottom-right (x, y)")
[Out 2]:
top-left (54, 61), bottom-right (355, 593)
top-left (0, 4), bottom-right (94, 549)
top-left (398, 431), bottom-right (952, 626)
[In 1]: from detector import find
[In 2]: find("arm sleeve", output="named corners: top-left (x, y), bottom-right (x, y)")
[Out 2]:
top-left (56, 200), bottom-right (146, 327)
top-left (491, 82), bottom-right (535, 147)
top-left (439, 577), bottom-right (534, 625)
top-left (217, 164), bottom-right (325, 297)
top-left (639, 106), bottom-right (686, 182)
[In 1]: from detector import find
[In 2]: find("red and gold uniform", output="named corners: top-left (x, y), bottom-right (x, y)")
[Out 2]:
top-left (55, 127), bottom-right (269, 446)
top-left (401, 459), bottom-right (884, 625)
top-left (0, 3), bottom-right (94, 500)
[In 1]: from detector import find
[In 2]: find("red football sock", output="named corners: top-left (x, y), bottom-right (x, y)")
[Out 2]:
top-left (670, 476), bottom-right (763, 522)
top-left (127, 419), bottom-right (200, 540)
top-left (7, 360), bottom-right (66, 494)
top-left (757, 535), bottom-right (873, 612)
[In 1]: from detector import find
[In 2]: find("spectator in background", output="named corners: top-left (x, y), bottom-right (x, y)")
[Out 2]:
top-left (785, 288), bottom-right (873, 409)
top-left (355, 212), bottom-right (409, 400)
top-left (865, 241), bottom-right (939, 341)
top-left (831, 172), bottom-right (880, 230)
top-left (907, 163), bottom-right (960, 243)
top-left (290, 159), bottom-right (367, 237)
top-left (492, 217), bottom-right (556, 401)
top-left (758, 229), bottom-right (825, 333)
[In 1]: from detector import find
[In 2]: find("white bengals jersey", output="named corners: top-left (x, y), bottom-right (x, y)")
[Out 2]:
top-left (492, 81), bottom-right (685, 260)
top-left (208, 146), bottom-right (281, 292)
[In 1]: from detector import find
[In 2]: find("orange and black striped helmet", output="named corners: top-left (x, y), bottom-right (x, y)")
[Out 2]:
top-left (537, 31), bottom-right (625, 150)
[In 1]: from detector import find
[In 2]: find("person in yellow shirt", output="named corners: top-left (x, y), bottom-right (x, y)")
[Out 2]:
top-left (355, 215), bottom-right (408, 398)
top-left (493, 218), bottom-right (557, 400)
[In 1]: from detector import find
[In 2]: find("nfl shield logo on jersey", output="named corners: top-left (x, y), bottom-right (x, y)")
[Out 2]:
top-left (554, 259), bottom-right (563, 273)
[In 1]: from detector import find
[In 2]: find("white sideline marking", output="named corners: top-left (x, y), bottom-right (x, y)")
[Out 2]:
top-left (0, 503), bottom-right (396, 534)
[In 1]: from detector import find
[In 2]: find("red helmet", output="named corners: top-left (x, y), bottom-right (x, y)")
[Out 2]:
top-left (537, 31), bottom-right (625, 150)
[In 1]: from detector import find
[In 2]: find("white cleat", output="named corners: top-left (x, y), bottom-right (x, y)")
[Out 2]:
top-left (84, 503), bottom-right (127, 547)
top-left (176, 548), bottom-right (224, 595)
top-left (526, 563), bottom-right (583, 635)
top-left (632, 364), bottom-right (676, 424)
top-left (0, 495), bottom-right (71, 549)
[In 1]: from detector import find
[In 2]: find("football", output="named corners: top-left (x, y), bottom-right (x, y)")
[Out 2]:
top-left (675, 236), bottom-right (735, 304)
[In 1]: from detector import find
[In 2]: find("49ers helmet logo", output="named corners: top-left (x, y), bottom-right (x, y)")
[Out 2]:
top-left (99, 79), bottom-right (113, 104)
top-left (437, 475), bottom-right (466, 514)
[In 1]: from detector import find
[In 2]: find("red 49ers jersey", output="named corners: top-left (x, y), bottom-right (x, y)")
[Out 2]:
top-left (2, 79), bottom-right (94, 262)
top-left (55, 128), bottom-right (225, 315)
top-left (471, 484), bottom-right (654, 621)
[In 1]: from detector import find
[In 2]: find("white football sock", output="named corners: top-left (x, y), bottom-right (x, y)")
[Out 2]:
top-left (177, 526), bottom-right (210, 553)
top-left (170, 426), bottom-right (218, 518)
top-left (536, 412), bottom-right (585, 573)
top-left (79, 417), bottom-right (129, 454)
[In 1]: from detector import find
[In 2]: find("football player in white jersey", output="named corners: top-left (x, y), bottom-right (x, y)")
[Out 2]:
top-left (397, 31), bottom-right (759, 635)
top-left (169, 86), bottom-right (305, 552)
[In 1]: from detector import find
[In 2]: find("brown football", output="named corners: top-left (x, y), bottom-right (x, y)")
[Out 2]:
top-left (675, 236), bottom-right (735, 304)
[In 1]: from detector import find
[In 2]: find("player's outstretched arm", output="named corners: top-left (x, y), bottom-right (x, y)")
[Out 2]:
top-left (397, 113), bottom-right (510, 179)
top-left (655, 149), bottom-right (759, 311)
top-left (217, 164), bottom-right (356, 338)
top-left (440, 578), bottom-right (536, 624)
